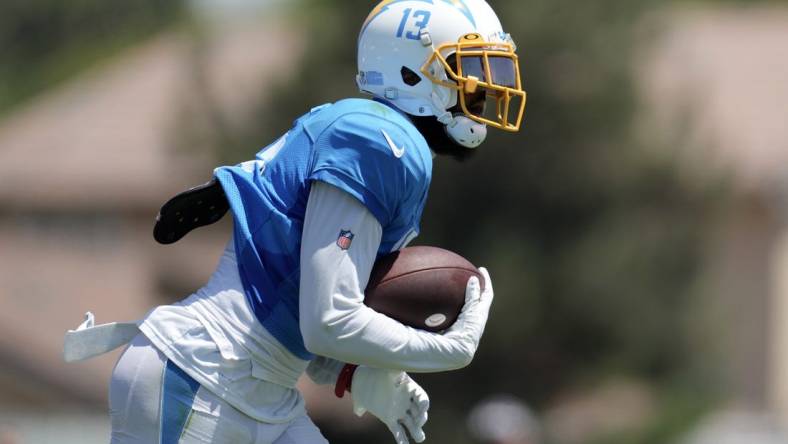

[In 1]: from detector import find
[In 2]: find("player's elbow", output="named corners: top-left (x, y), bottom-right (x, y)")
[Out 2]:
top-left (301, 321), bottom-right (333, 356)
top-left (300, 315), bottom-right (346, 357)
top-left (302, 333), bottom-right (329, 356)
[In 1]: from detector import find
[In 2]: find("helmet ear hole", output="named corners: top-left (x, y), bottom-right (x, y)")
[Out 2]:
top-left (401, 66), bottom-right (422, 86)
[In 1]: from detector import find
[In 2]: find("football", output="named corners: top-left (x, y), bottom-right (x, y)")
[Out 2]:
top-left (364, 246), bottom-right (484, 332)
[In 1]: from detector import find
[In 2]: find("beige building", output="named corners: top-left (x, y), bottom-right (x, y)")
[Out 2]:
top-left (640, 4), bottom-right (788, 438)
top-left (0, 19), bottom-right (307, 441)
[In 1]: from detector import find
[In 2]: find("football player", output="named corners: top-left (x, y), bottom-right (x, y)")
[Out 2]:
top-left (87, 1), bottom-right (525, 443)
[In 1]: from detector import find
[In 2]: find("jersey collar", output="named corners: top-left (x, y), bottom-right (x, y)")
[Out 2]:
top-left (373, 97), bottom-right (413, 122)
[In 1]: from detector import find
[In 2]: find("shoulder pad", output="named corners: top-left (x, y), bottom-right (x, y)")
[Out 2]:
top-left (305, 99), bottom-right (432, 169)
top-left (153, 179), bottom-right (229, 245)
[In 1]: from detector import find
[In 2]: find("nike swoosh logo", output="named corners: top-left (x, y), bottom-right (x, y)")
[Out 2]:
top-left (381, 129), bottom-right (405, 159)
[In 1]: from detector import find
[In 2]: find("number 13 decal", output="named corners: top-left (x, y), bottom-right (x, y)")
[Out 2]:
top-left (396, 9), bottom-right (432, 40)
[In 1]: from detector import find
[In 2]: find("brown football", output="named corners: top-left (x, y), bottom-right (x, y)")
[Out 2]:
top-left (364, 246), bottom-right (484, 332)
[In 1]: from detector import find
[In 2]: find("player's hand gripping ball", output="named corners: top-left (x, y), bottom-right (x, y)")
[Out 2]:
top-left (364, 246), bottom-right (485, 332)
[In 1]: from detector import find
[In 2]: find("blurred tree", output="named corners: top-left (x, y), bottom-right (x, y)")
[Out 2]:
top-left (186, 0), bottom-right (731, 442)
top-left (0, 0), bottom-right (184, 114)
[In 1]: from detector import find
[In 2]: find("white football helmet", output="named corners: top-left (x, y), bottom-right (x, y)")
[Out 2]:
top-left (357, 0), bottom-right (526, 148)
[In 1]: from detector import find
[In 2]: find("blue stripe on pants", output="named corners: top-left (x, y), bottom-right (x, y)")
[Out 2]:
top-left (160, 360), bottom-right (200, 444)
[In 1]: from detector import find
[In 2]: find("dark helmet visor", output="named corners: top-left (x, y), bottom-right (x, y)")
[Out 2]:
top-left (460, 55), bottom-right (517, 88)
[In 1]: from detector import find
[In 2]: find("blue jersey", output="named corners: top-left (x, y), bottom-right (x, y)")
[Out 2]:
top-left (213, 99), bottom-right (433, 360)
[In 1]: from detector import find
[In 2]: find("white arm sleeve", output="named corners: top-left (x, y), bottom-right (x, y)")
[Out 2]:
top-left (299, 182), bottom-right (474, 372)
top-left (305, 356), bottom-right (345, 386)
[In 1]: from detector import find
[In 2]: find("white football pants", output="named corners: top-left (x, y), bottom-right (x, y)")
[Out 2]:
top-left (109, 334), bottom-right (328, 444)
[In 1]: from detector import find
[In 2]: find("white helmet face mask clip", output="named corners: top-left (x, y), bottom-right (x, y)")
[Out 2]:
top-left (357, 0), bottom-right (527, 149)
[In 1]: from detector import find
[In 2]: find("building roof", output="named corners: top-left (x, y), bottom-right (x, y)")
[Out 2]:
top-left (0, 22), bottom-right (303, 211)
top-left (639, 6), bottom-right (788, 193)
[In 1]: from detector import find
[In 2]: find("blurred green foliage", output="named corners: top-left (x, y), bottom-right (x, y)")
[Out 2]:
top-left (589, 386), bottom-right (717, 444)
top-left (0, 0), bottom-right (184, 114)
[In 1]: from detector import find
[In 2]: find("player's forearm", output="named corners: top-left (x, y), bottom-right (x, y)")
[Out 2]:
top-left (299, 182), bottom-right (474, 372)
top-left (302, 302), bottom-right (473, 372)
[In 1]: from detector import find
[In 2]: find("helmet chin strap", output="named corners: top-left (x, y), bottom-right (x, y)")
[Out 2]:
top-left (431, 93), bottom-right (487, 149)
top-left (444, 114), bottom-right (487, 149)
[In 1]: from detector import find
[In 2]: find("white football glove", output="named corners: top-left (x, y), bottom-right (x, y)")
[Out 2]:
top-left (444, 267), bottom-right (494, 362)
top-left (351, 366), bottom-right (430, 444)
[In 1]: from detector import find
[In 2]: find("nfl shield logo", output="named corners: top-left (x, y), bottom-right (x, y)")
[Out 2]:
top-left (336, 230), bottom-right (354, 250)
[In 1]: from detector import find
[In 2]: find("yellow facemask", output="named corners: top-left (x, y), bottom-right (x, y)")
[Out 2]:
top-left (421, 33), bottom-right (527, 132)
